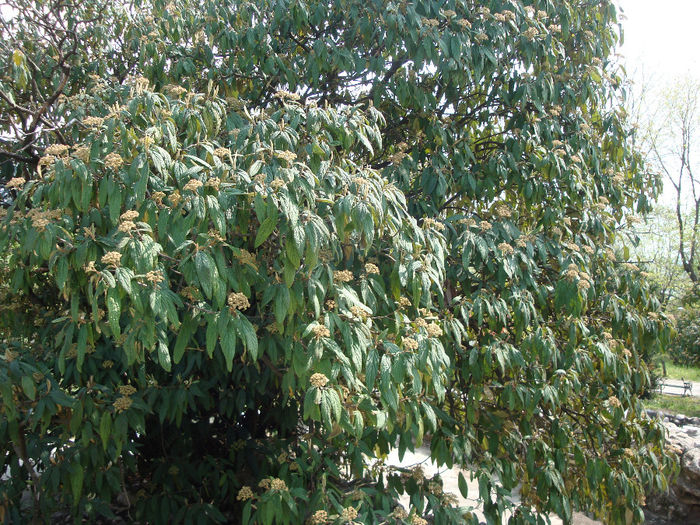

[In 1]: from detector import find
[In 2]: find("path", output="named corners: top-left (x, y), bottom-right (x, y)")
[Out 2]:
top-left (386, 446), bottom-right (600, 525)
top-left (659, 380), bottom-right (700, 398)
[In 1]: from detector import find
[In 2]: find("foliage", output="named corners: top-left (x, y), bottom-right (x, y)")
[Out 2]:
top-left (667, 308), bottom-right (700, 366)
top-left (0, 0), bottom-right (676, 524)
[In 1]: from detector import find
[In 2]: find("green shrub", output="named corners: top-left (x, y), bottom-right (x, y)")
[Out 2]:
top-left (668, 309), bottom-right (700, 365)
top-left (0, 1), bottom-right (676, 524)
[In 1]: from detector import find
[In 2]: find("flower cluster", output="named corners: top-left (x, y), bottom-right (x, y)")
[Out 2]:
top-left (113, 396), bottom-right (133, 412)
top-left (145, 270), bottom-right (164, 284)
top-left (426, 322), bottom-right (443, 337)
top-left (165, 84), bottom-right (187, 97)
top-left (227, 292), bottom-right (250, 311)
top-left (608, 396), bottom-right (621, 408)
top-left (334, 270), bottom-right (353, 283)
top-left (270, 178), bottom-right (286, 191)
top-left (311, 324), bottom-right (330, 339)
top-left (497, 242), bottom-right (513, 255)
top-left (365, 262), bottom-right (379, 275)
top-left (268, 478), bottom-right (288, 491)
top-left (274, 150), bottom-right (297, 164)
top-left (349, 305), bottom-right (368, 319)
top-left (118, 385), bottom-right (137, 396)
top-left (205, 177), bottom-right (221, 191)
top-left (237, 486), bottom-right (254, 501)
top-left (423, 218), bottom-right (445, 231)
top-left (83, 116), bottom-right (105, 128)
top-left (402, 336), bottom-right (419, 351)
top-left (341, 507), bottom-right (358, 522)
top-left (480, 220), bottom-right (492, 231)
top-left (183, 178), bottom-right (203, 192)
top-left (6, 177), bottom-right (26, 190)
top-left (213, 147), bottom-right (229, 159)
top-left (310, 373), bottom-right (329, 388)
top-left (309, 510), bottom-right (329, 524)
top-left (398, 297), bottom-right (412, 308)
top-left (104, 153), bottom-right (124, 170)
top-left (101, 251), bottom-right (122, 267)
top-left (274, 89), bottom-right (301, 101)
top-left (45, 144), bottom-right (69, 156)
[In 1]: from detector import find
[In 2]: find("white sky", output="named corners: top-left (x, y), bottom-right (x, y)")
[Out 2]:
top-left (617, 0), bottom-right (700, 81)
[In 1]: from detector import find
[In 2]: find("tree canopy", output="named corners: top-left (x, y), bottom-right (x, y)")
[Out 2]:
top-left (0, 1), bottom-right (675, 523)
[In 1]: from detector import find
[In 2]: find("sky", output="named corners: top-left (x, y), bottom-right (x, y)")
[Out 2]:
top-left (617, 0), bottom-right (700, 82)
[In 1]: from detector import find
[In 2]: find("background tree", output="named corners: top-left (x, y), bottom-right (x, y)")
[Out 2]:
top-left (1, 1), bottom-right (675, 524)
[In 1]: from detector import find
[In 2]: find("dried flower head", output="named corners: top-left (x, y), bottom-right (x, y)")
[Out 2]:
top-left (457, 18), bottom-right (472, 29)
top-left (402, 336), bottom-right (419, 351)
top-left (310, 372), bottom-right (329, 388)
top-left (146, 270), bottom-right (164, 284)
top-left (213, 147), bottom-right (229, 159)
top-left (113, 396), bottom-right (133, 412)
top-left (274, 150), bottom-right (297, 164)
top-left (183, 178), bottom-right (203, 192)
top-left (268, 478), bottom-right (288, 491)
top-left (426, 322), bottom-right (443, 337)
top-left (152, 191), bottom-right (166, 206)
top-left (45, 144), bottom-right (69, 156)
top-left (270, 178), bottom-right (286, 191)
top-left (309, 510), bottom-right (329, 524)
top-left (498, 243), bottom-right (514, 255)
top-left (311, 324), bottom-right (330, 339)
top-left (83, 116), bottom-right (105, 128)
top-left (341, 507), bottom-right (358, 522)
top-left (120, 210), bottom-right (139, 222)
top-left (6, 177), bottom-right (26, 190)
top-left (118, 385), bottom-right (137, 396)
top-left (274, 89), bottom-right (301, 101)
top-left (334, 270), bottom-right (353, 283)
top-left (227, 292), bottom-right (250, 311)
top-left (104, 153), bottom-right (123, 170)
top-left (118, 221), bottom-right (136, 233)
top-left (101, 251), bottom-right (122, 267)
top-left (237, 486), bottom-right (254, 501)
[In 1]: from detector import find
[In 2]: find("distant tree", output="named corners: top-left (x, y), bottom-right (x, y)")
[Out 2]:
top-left (1, 1), bottom-right (674, 524)
top-left (646, 76), bottom-right (700, 285)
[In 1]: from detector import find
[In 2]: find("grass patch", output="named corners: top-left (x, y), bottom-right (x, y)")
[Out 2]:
top-left (650, 355), bottom-right (700, 381)
top-left (644, 394), bottom-right (700, 418)
top-left (662, 362), bottom-right (700, 382)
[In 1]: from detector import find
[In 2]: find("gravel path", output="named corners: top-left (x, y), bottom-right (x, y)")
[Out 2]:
top-left (386, 446), bottom-right (600, 524)
top-left (659, 380), bottom-right (700, 398)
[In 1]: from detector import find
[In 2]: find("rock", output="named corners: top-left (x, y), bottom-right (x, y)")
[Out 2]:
top-left (646, 413), bottom-right (700, 521)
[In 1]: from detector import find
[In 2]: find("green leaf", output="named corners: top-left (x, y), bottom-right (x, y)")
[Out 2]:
top-left (195, 251), bottom-right (217, 299)
top-left (107, 288), bottom-right (121, 337)
top-left (235, 316), bottom-right (259, 361)
top-left (255, 215), bottom-right (278, 248)
top-left (99, 412), bottom-right (112, 451)
top-left (70, 463), bottom-right (84, 505)
top-left (458, 472), bottom-right (469, 499)
top-left (274, 285), bottom-right (291, 326)
top-left (173, 315), bottom-right (198, 364)
top-left (158, 339), bottom-right (171, 371)
top-left (21, 376), bottom-right (36, 401)
top-left (219, 314), bottom-right (236, 371)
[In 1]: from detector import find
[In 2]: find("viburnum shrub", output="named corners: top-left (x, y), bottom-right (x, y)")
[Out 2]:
top-left (0, 0), bottom-right (676, 523)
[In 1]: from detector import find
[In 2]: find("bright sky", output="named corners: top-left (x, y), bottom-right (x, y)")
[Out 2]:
top-left (617, 0), bottom-right (700, 81)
